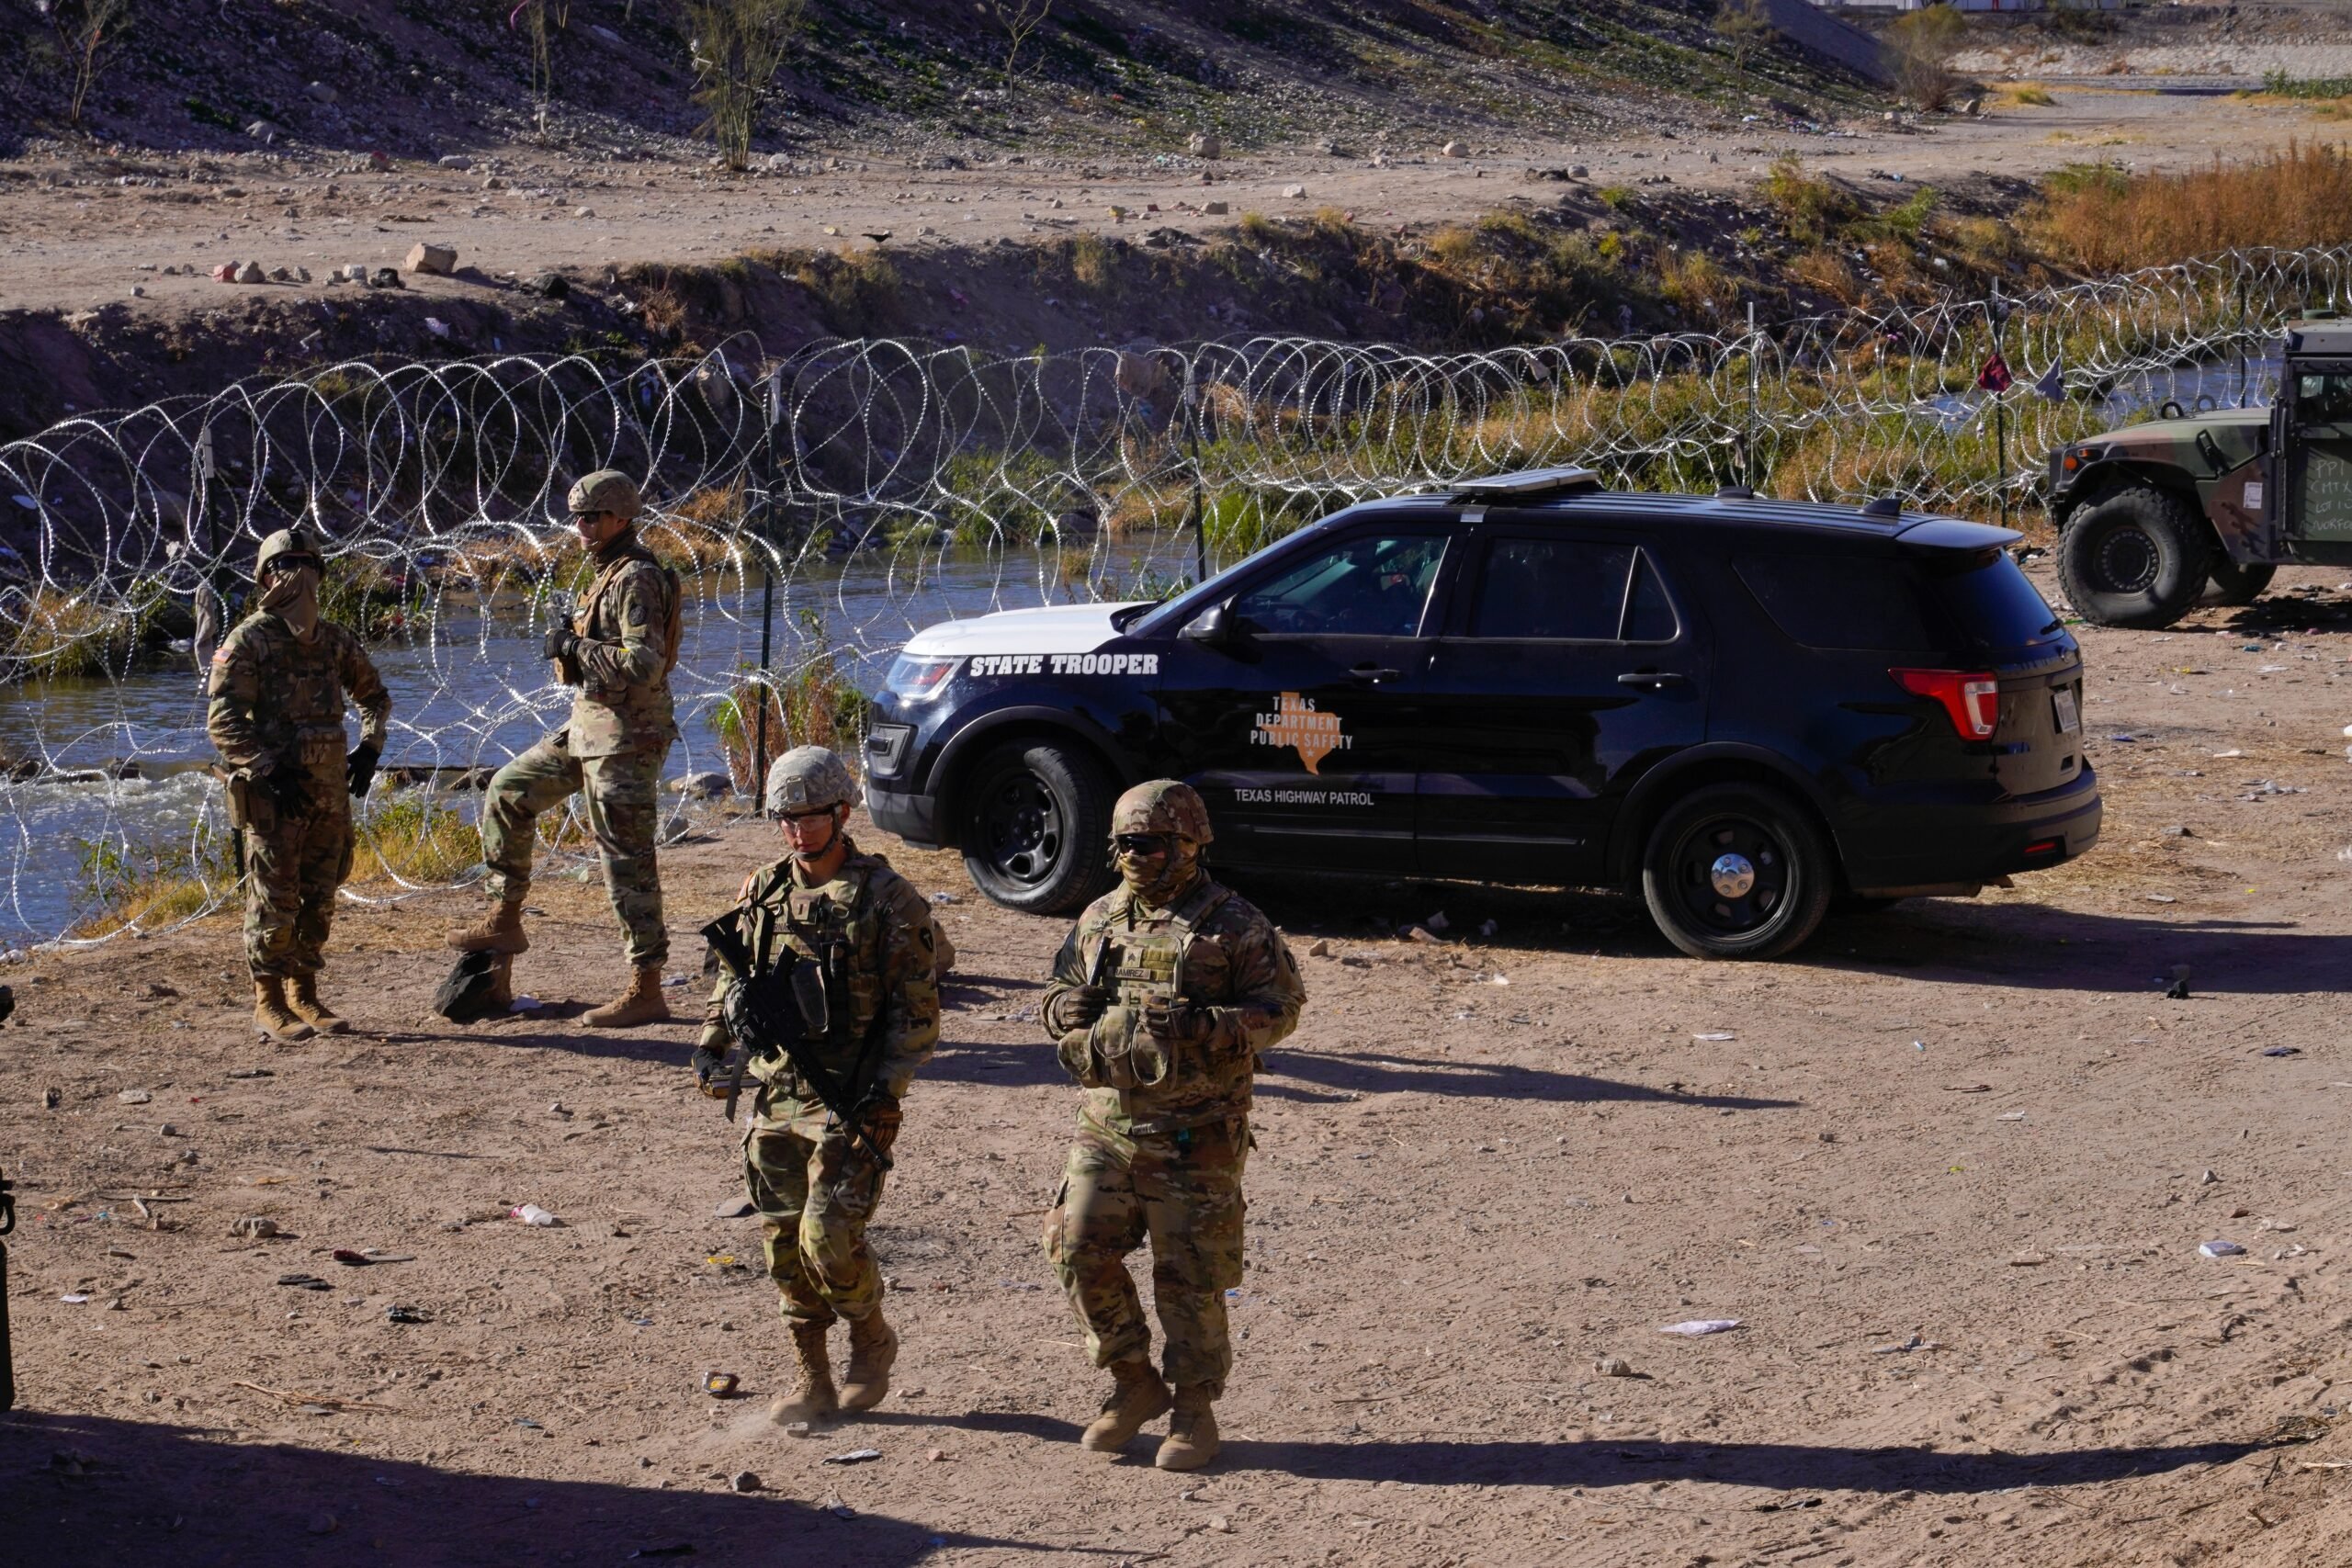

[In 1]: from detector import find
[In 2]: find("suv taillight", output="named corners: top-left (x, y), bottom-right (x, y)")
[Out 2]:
top-left (1892, 668), bottom-right (1999, 739)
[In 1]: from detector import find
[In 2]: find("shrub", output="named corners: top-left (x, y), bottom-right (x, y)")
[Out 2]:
top-left (1886, 4), bottom-right (1966, 111)
top-left (2028, 143), bottom-right (2352, 273)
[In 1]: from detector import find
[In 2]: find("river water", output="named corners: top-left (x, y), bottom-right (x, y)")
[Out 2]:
top-left (0, 540), bottom-right (1180, 947)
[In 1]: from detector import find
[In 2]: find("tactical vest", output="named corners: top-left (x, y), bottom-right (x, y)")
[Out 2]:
top-left (573, 541), bottom-right (684, 676)
top-left (747, 862), bottom-right (886, 1105)
top-left (1074, 886), bottom-right (1256, 1132)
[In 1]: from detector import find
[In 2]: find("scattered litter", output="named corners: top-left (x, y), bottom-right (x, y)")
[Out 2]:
top-left (2009, 1251), bottom-right (2049, 1266)
top-left (1404, 925), bottom-right (1442, 944)
top-left (511, 995), bottom-right (543, 1011)
top-left (2262, 1046), bottom-right (2302, 1057)
top-left (1658, 1319), bottom-right (1742, 1337)
top-left (2199, 1240), bottom-right (2247, 1258)
top-left (509, 1204), bottom-right (561, 1226)
top-left (782, 1421), bottom-right (812, 1438)
top-left (230, 1216), bottom-right (279, 1239)
top-left (703, 1371), bottom-right (739, 1398)
top-left (225, 1068), bottom-right (274, 1079)
top-left (1692, 1032), bottom-right (1736, 1042)
top-left (824, 1449), bottom-right (883, 1465)
top-left (1871, 1335), bottom-right (1939, 1354)
top-left (999, 1280), bottom-right (1040, 1291)
top-left (2146, 894), bottom-right (2177, 904)
top-left (117, 1089), bottom-right (152, 1105)
top-left (277, 1274), bottom-right (333, 1291)
top-left (1997, 1111), bottom-right (2028, 1122)
top-left (59, 1293), bottom-right (90, 1304)
top-left (2201, 1168), bottom-right (2221, 1185)
top-left (384, 1304), bottom-right (431, 1324)
top-left (714, 1197), bottom-right (755, 1219)
top-left (1594, 1356), bottom-right (1636, 1377)
top-left (1943, 1084), bottom-right (1992, 1093)
top-left (2213, 749), bottom-right (2244, 759)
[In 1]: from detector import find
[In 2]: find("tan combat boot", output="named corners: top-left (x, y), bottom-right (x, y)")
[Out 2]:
top-left (582, 962), bottom-right (670, 1028)
top-left (839, 1307), bottom-right (899, 1412)
top-left (1155, 1384), bottom-right (1220, 1472)
top-left (287, 974), bottom-right (349, 1034)
top-left (252, 978), bottom-right (315, 1044)
top-left (446, 897), bottom-right (529, 954)
top-left (767, 1321), bottom-right (839, 1426)
top-left (1080, 1357), bottom-right (1172, 1453)
top-left (485, 954), bottom-right (514, 1013)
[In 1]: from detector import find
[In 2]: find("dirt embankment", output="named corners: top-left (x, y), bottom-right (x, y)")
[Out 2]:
top-left (7, 563), bottom-right (2352, 1563)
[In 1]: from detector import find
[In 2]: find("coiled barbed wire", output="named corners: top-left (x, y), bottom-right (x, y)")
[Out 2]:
top-left (0, 244), bottom-right (2340, 947)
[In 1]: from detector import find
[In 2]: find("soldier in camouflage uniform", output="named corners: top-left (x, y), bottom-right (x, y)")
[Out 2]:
top-left (447, 470), bottom-right (683, 1027)
top-left (1040, 780), bottom-right (1306, 1472)
top-left (206, 526), bottom-right (392, 1043)
top-left (695, 746), bottom-right (943, 1426)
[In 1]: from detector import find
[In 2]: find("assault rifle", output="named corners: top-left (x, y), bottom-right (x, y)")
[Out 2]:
top-left (701, 910), bottom-right (894, 1170)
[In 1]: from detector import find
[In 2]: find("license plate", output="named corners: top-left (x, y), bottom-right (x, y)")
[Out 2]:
top-left (2052, 685), bottom-right (2080, 734)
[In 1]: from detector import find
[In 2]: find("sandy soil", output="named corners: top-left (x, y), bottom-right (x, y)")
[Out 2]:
top-left (7, 561), bottom-right (2352, 1564)
top-left (4, 85), bottom-right (2345, 322)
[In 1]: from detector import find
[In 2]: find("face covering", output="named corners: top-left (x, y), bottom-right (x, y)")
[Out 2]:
top-left (261, 564), bottom-right (322, 638)
top-left (1117, 837), bottom-right (1199, 908)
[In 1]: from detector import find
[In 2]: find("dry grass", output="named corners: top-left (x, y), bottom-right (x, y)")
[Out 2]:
top-left (2028, 143), bottom-right (2352, 273)
top-left (1991, 82), bottom-right (2055, 109)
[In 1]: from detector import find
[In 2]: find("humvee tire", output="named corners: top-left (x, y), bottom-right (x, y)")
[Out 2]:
top-left (2204, 558), bottom-right (2277, 607)
top-left (2056, 484), bottom-right (2213, 629)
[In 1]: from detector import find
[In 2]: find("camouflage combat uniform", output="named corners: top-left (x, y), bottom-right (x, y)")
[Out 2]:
top-left (707, 839), bottom-right (943, 1328)
top-left (480, 530), bottom-right (681, 965)
top-left (206, 612), bottom-right (391, 978)
top-left (1040, 871), bottom-right (1306, 1397)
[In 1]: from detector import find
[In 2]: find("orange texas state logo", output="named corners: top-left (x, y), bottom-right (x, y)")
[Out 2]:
top-left (1250, 692), bottom-right (1353, 775)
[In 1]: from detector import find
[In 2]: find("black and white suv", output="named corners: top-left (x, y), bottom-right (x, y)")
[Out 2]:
top-left (864, 468), bottom-right (2100, 959)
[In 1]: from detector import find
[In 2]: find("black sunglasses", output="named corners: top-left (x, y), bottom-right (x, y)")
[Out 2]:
top-left (778, 806), bottom-right (837, 824)
top-left (1114, 833), bottom-right (1175, 857)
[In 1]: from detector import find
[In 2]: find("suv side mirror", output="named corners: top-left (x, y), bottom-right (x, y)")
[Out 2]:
top-left (1181, 602), bottom-right (1236, 646)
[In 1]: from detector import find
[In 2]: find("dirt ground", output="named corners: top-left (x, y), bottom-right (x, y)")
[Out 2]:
top-left (6, 561), bottom-right (2352, 1565)
top-left (4, 85), bottom-right (2345, 321)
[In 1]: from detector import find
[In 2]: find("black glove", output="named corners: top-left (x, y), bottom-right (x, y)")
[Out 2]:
top-left (346, 739), bottom-right (381, 799)
top-left (1062, 987), bottom-right (1111, 1028)
top-left (1144, 998), bottom-right (1216, 1047)
top-left (542, 623), bottom-right (580, 666)
top-left (266, 758), bottom-right (309, 815)
top-left (690, 1042), bottom-right (730, 1099)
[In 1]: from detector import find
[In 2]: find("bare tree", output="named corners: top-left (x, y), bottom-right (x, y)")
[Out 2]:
top-left (1714, 0), bottom-right (1776, 77)
top-left (1885, 2), bottom-right (1966, 111)
top-left (980, 0), bottom-right (1053, 80)
top-left (56, 0), bottom-right (133, 130)
top-left (686, 0), bottom-right (807, 173)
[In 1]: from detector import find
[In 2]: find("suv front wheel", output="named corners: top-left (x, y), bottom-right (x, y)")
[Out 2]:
top-left (957, 739), bottom-right (1117, 914)
top-left (1640, 783), bottom-right (1835, 960)
top-left (2056, 484), bottom-right (2212, 628)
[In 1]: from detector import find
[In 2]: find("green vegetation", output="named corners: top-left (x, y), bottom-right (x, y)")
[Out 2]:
top-left (69, 817), bottom-right (237, 939)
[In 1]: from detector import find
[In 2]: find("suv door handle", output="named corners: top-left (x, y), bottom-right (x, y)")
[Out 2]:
top-left (1617, 671), bottom-right (1687, 688)
top-left (1350, 663), bottom-right (1402, 682)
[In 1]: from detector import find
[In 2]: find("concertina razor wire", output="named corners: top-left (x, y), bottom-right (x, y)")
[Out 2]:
top-left (0, 242), bottom-right (2344, 947)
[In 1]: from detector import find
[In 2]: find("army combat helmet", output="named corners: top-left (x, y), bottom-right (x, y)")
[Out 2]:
top-left (1110, 779), bottom-right (1211, 904)
top-left (254, 525), bottom-right (325, 578)
top-left (1110, 779), bottom-right (1213, 847)
top-left (765, 744), bottom-right (862, 818)
top-left (566, 468), bottom-right (644, 521)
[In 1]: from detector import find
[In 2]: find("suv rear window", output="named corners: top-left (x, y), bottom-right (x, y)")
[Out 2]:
top-left (1736, 551), bottom-right (2060, 654)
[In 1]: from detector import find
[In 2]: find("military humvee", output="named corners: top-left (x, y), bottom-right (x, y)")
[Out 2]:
top-left (2045, 319), bottom-right (2352, 628)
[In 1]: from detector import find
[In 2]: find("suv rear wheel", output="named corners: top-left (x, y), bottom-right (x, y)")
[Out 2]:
top-left (2056, 484), bottom-right (2212, 629)
top-left (1641, 783), bottom-right (1835, 960)
top-left (957, 739), bottom-right (1116, 914)
top-left (2204, 557), bottom-right (2276, 607)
